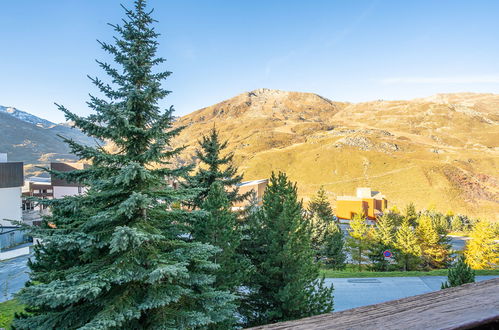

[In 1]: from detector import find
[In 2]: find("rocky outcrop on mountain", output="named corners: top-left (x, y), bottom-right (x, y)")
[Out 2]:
top-left (332, 136), bottom-right (400, 153)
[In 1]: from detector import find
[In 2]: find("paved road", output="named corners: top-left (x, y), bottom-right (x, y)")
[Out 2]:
top-left (448, 235), bottom-right (470, 251)
top-left (0, 254), bottom-right (31, 302)
top-left (3, 251), bottom-right (494, 313)
top-left (326, 275), bottom-right (498, 312)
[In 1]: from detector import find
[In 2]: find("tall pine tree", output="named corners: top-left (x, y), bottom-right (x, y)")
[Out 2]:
top-left (308, 186), bottom-right (335, 221)
top-left (464, 220), bottom-right (499, 270)
top-left (243, 172), bottom-right (333, 326)
top-left (308, 187), bottom-right (345, 269)
top-left (404, 202), bottom-right (418, 226)
top-left (346, 213), bottom-right (370, 271)
top-left (368, 214), bottom-right (396, 271)
top-left (322, 221), bottom-right (347, 270)
top-left (195, 182), bottom-right (251, 327)
top-left (183, 127), bottom-right (249, 208)
top-left (374, 213), bottom-right (396, 247)
top-left (14, 1), bottom-right (235, 328)
top-left (416, 215), bottom-right (451, 269)
top-left (451, 215), bottom-right (464, 232)
top-left (394, 219), bottom-right (421, 271)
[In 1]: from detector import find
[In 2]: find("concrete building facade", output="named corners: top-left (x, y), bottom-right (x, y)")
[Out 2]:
top-left (232, 178), bottom-right (268, 210)
top-left (22, 178), bottom-right (53, 225)
top-left (336, 187), bottom-right (387, 221)
top-left (51, 162), bottom-right (87, 199)
top-left (0, 154), bottom-right (24, 227)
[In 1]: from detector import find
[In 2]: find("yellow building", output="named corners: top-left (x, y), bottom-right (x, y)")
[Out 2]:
top-left (336, 187), bottom-right (387, 220)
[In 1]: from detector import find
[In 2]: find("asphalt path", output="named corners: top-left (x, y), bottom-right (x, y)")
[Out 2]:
top-left (327, 275), bottom-right (498, 311)
top-left (0, 254), bottom-right (31, 302)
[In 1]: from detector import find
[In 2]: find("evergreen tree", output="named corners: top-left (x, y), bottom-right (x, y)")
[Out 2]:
top-left (404, 202), bottom-right (418, 226)
top-left (394, 219), bottom-right (421, 271)
top-left (386, 208), bottom-right (404, 227)
top-left (460, 215), bottom-right (475, 232)
top-left (464, 221), bottom-right (499, 270)
top-left (346, 213), bottom-right (370, 271)
top-left (308, 188), bottom-right (330, 257)
top-left (14, 2), bottom-right (235, 328)
top-left (367, 241), bottom-right (391, 271)
top-left (441, 256), bottom-right (475, 289)
top-left (434, 213), bottom-right (451, 234)
top-left (374, 213), bottom-right (396, 246)
top-left (416, 215), bottom-right (451, 269)
top-left (321, 221), bottom-right (347, 270)
top-left (307, 187), bottom-right (345, 269)
top-left (244, 172), bottom-right (333, 326)
top-left (423, 209), bottom-right (450, 235)
top-left (368, 214), bottom-right (396, 271)
top-left (451, 215), bottom-right (464, 232)
top-left (308, 186), bottom-right (335, 221)
top-left (195, 182), bottom-right (250, 327)
top-left (309, 213), bottom-right (327, 255)
top-left (183, 127), bottom-right (249, 209)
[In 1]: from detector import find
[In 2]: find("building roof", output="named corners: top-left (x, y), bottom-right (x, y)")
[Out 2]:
top-left (337, 187), bottom-right (386, 201)
top-left (0, 162), bottom-right (24, 188)
top-left (336, 196), bottom-right (364, 201)
top-left (26, 176), bottom-right (51, 183)
top-left (248, 278), bottom-right (499, 329)
top-left (28, 182), bottom-right (53, 189)
top-left (50, 162), bottom-right (87, 187)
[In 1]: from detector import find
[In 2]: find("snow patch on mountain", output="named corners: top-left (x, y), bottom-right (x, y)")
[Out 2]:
top-left (0, 105), bottom-right (56, 128)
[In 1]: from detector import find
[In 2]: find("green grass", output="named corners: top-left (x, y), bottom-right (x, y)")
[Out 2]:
top-left (0, 299), bottom-right (24, 329)
top-left (320, 266), bottom-right (499, 278)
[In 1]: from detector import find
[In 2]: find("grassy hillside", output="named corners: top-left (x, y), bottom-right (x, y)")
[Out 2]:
top-left (173, 89), bottom-right (499, 221)
top-left (3, 89), bottom-right (497, 219)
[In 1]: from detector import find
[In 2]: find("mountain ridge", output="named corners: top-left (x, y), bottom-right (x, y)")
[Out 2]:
top-left (1, 90), bottom-right (498, 219)
top-left (0, 105), bottom-right (96, 171)
top-left (0, 105), bottom-right (56, 128)
top-left (174, 89), bottom-right (499, 221)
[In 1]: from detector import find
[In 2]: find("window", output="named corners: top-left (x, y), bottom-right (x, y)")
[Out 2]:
top-left (23, 200), bottom-right (34, 211)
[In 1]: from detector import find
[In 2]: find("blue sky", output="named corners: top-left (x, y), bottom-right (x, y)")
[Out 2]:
top-left (1, 0), bottom-right (499, 123)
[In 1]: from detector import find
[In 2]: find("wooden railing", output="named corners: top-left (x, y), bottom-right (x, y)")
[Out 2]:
top-left (248, 278), bottom-right (499, 329)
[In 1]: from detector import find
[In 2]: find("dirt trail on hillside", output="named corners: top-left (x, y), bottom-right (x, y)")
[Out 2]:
top-left (308, 165), bottom-right (419, 187)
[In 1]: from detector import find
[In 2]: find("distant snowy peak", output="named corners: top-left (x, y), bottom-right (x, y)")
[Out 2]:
top-left (0, 105), bottom-right (56, 128)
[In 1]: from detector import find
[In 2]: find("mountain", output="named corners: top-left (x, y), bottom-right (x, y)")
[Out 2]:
top-left (174, 89), bottom-right (499, 221)
top-left (0, 105), bottom-right (55, 128)
top-left (2, 90), bottom-right (498, 220)
top-left (0, 105), bottom-right (96, 174)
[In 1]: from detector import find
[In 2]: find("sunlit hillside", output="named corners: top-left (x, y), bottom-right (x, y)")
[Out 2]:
top-left (174, 89), bottom-right (499, 221)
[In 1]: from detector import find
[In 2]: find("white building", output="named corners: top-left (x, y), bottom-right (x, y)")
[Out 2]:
top-left (0, 153), bottom-right (24, 227)
top-left (51, 162), bottom-right (87, 198)
top-left (22, 177), bottom-right (53, 225)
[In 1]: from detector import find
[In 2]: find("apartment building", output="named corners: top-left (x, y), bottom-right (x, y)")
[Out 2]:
top-left (336, 187), bottom-right (387, 221)
top-left (232, 178), bottom-right (268, 210)
top-left (51, 162), bottom-right (87, 198)
top-left (22, 177), bottom-right (53, 225)
top-left (0, 153), bottom-right (24, 227)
